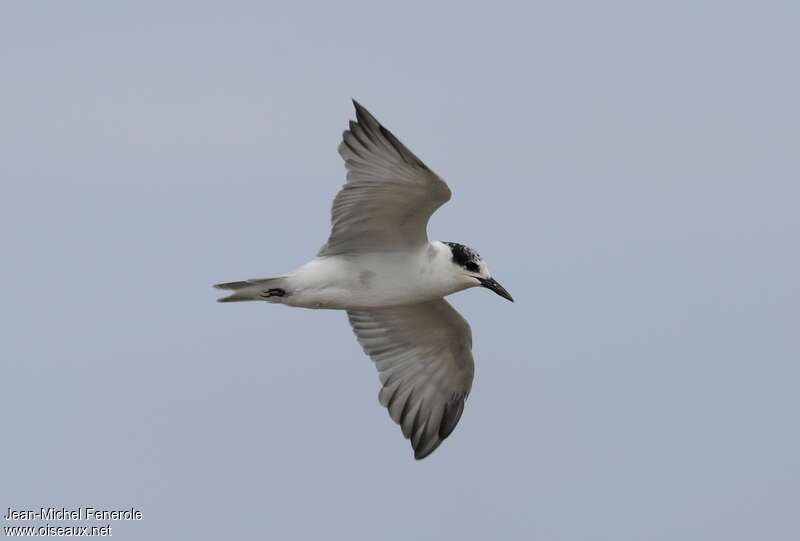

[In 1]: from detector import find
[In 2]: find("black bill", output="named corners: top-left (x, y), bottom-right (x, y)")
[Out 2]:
top-left (478, 277), bottom-right (514, 302)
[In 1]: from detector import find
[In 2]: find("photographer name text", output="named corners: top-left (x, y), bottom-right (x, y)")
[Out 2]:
top-left (4, 507), bottom-right (143, 521)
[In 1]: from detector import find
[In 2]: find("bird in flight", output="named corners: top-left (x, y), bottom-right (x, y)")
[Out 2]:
top-left (215, 101), bottom-right (513, 459)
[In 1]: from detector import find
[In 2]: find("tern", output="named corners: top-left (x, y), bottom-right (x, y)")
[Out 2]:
top-left (215, 101), bottom-right (513, 459)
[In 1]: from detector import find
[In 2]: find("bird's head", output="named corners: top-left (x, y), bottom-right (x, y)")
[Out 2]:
top-left (443, 242), bottom-right (513, 302)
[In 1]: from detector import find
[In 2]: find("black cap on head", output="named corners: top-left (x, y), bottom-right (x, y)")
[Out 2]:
top-left (444, 242), bottom-right (481, 273)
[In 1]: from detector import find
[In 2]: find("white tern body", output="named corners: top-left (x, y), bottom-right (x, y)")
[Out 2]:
top-left (237, 242), bottom-right (473, 310)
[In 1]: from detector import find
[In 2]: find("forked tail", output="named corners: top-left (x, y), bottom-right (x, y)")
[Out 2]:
top-left (214, 277), bottom-right (288, 303)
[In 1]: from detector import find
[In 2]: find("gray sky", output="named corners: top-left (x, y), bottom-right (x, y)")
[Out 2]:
top-left (2, 2), bottom-right (799, 539)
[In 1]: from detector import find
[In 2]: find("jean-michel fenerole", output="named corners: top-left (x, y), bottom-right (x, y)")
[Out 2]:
top-left (4, 507), bottom-right (143, 520)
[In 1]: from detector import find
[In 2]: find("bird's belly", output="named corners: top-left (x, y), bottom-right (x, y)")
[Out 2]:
top-left (283, 255), bottom-right (459, 310)
top-left (287, 280), bottom-right (451, 310)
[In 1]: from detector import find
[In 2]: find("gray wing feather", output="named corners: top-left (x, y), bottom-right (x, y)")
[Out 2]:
top-left (319, 101), bottom-right (452, 256)
top-left (347, 299), bottom-right (475, 459)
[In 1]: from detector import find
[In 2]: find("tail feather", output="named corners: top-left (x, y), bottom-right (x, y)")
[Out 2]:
top-left (217, 293), bottom-right (255, 303)
top-left (214, 280), bottom-right (253, 290)
top-left (214, 277), bottom-right (286, 303)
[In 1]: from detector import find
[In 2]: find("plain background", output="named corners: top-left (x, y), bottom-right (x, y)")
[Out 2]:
top-left (2, 2), bottom-right (798, 539)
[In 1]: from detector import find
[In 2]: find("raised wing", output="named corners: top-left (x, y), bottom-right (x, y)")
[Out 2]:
top-left (347, 299), bottom-right (475, 459)
top-left (318, 101), bottom-right (452, 256)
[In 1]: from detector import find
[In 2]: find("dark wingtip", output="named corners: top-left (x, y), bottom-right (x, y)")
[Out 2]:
top-left (413, 441), bottom-right (442, 460)
top-left (351, 99), bottom-right (379, 127)
top-left (412, 433), bottom-right (445, 460)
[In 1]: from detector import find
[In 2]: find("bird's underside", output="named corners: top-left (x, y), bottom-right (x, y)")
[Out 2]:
top-left (216, 101), bottom-right (480, 459)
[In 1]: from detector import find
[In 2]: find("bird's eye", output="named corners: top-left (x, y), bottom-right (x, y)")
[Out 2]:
top-left (465, 262), bottom-right (480, 273)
